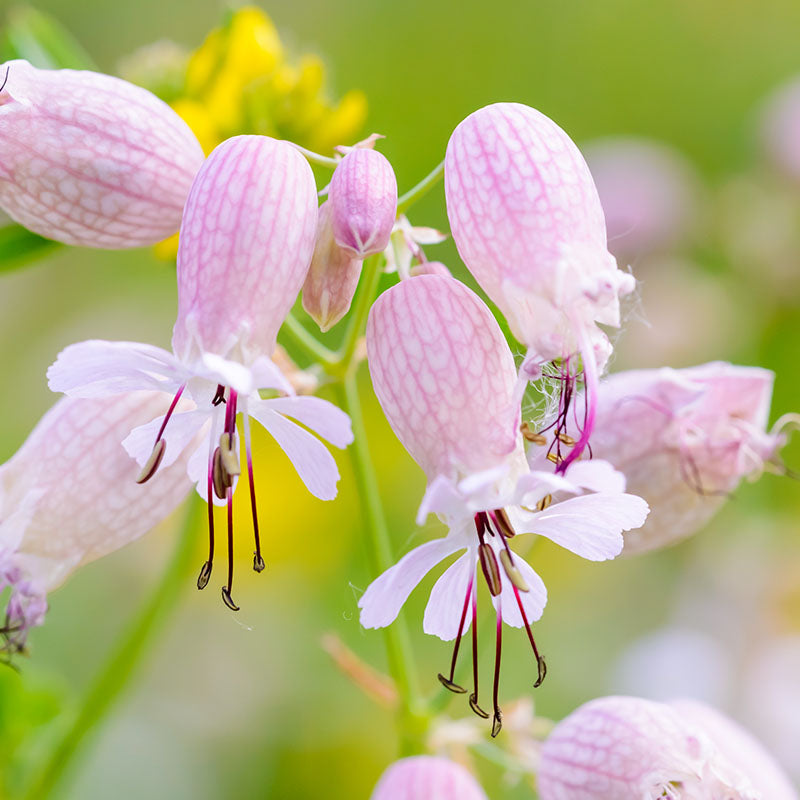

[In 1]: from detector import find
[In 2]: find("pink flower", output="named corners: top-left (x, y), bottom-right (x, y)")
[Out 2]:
top-left (48, 136), bottom-right (353, 611)
top-left (0, 59), bottom-right (203, 248)
top-left (371, 756), bottom-right (488, 800)
top-left (359, 274), bottom-right (648, 735)
top-left (302, 201), bottom-right (363, 331)
top-left (537, 696), bottom-right (797, 800)
top-left (328, 147), bottom-right (397, 258)
top-left (529, 362), bottom-right (786, 554)
top-left (0, 393), bottom-right (193, 654)
top-left (383, 214), bottom-right (447, 279)
top-left (444, 103), bottom-right (635, 470)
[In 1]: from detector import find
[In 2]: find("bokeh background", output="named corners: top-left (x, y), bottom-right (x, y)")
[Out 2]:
top-left (2, 1), bottom-right (800, 797)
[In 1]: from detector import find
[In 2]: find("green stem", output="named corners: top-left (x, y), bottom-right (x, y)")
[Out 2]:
top-left (25, 499), bottom-right (204, 800)
top-left (336, 375), bottom-right (427, 752)
top-left (396, 160), bottom-right (444, 214)
top-left (282, 311), bottom-right (338, 367)
top-left (331, 253), bottom-right (382, 378)
top-left (289, 142), bottom-right (340, 169)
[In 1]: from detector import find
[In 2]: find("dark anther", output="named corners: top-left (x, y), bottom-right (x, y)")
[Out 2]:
top-left (211, 384), bottom-right (227, 406)
top-left (196, 560), bottom-right (212, 590)
top-left (469, 692), bottom-right (489, 719)
top-left (492, 508), bottom-right (515, 538)
top-left (221, 586), bottom-right (240, 611)
top-left (253, 553), bottom-right (265, 572)
top-left (136, 439), bottom-right (166, 484)
top-left (478, 543), bottom-right (502, 596)
top-left (534, 654), bottom-right (547, 688)
top-left (491, 711), bottom-right (503, 738)
top-left (437, 673), bottom-right (466, 694)
top-left (212, 447), bottom-right (230, 499)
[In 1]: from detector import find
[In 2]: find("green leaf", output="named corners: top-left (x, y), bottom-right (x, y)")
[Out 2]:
top-left (0, 224), bottom-right (60, 273)
top-left (0, 6), bottom-right (96, 70)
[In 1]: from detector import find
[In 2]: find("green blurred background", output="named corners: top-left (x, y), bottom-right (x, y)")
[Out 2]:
top-left (1, 1), bottom-right (800, 797)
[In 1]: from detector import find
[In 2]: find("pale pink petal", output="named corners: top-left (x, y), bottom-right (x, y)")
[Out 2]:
top-left (423, 551), bottom-right (475, 640)
top-left (172, 135), bottom-right (318, 363)
top-left (262, 396), bottom-right (353, 448)
top-left (47, 340), bottom-right (183, 397)
top-left (671, 699), bottom-right (798, 800)
top-left (122, 409), bottom-right (209, 469)
top-left (198, 352), bottom-right (258, 396)
top-left (248, 400), bottom-right (340, 500)
top-left (248, 355), bottom-right (295, 395)
top-left (514, 493), bottom-right (649, 561)
top-left (329, 148), bottom-right (397, 258)
top-left (371, 756), bottom-right (488, 800)
top-left (416, 475), bottom-right (469, 525)
top-left (0, 59), bottom-right (203, 248)
top-left (358, 534), bottom-right (468, 629)
top-left (367, 274), bottom-right (520, 478)
top-left (490, 549), bottom-right (547, 627)
top-left (563, 459), bottom-right (627, 494)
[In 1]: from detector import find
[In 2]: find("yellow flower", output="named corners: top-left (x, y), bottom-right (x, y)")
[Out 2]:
top-left (148, 6), bottom-right (367, 258)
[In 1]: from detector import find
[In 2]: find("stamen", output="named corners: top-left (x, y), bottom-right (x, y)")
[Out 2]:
top-left (536, 494), bottom-right (552, 511)
top-left (219, 432), bottom-right (241, 478)
top-left (520, 421), bottom-right (547, 446)
top-left (468, 581), bottom-right (489, 719)
top-left (556, 432), bottom-right (575, 445)
top-left (211, 384), bottom-right (227, 406)
top-left (491, 602), bottom-right (503, 738)
top-left (136, 439), bottom-right (166, 484)
top-left (546, 452), bottom-right (561, 465)
top-left (437, 577), bottom-right (472, 695)
top-left (478, 543), bottom-right (502, 596)
top-left (198, 417), bottom-right (218, 590)
top-left (242, 409), bottom-right (265, 573)
top-left (499, 549), bottom-right (529, 592)
top-left (491, 508), bottom-right (515, 539)
top-left (212, 447), bottom-right (229, 499)
top-left (511, 583), bottom-right (547, 688)
top-left (221, 486), bottom-right (239, 611)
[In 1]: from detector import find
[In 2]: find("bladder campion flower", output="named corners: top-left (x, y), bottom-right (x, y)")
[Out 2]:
top-left (48, 135), bottom-right (353, 611)
top-left (537, 696), bottom-right (797, 799)
top-left (445, 102), bottom-right (635, 470)
top-left (370, 756), bottom-right (488, 800)
top-left (528, 362), bottom-right (789, 554)
top-left (359, 274), bottom-right (648, 736)
top-left (0, 59), bottom-right (204, 248)
top-left (1, 393), bottom-right (193, 654)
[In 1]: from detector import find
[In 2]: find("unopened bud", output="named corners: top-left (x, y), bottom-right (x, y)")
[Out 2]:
top-left (329, 148), bottom-right (397, 258)
top-left (302, 201), bottom-right (363, 331)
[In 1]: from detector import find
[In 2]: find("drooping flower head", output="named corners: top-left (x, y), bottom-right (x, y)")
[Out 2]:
top-left (537, 695), bottom-right (797, 800)
top-left (445, 102), bottom-right (635, 469)
top-left (370, 756), bottom-right (488, 800)
top-left (0, 59), bottom-right (204, 248)
top-left (1, 393), bottom-right (193, 655)
top-left (48, 135), bottom-right (353, 611)
top-left (528, 362), bottom-right (788, 554)
top-left (359, 274), bottom-right (648, 735)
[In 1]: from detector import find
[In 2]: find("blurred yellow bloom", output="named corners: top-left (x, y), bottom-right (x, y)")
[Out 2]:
top-left (131, 6), bottom-right (367, 258)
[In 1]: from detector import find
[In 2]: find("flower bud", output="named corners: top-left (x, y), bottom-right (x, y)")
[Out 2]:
top-left (409, 260), bottom-right (452, 278)
top-left (0, 60), bottom-right (204, 248)
top-left (302, 201), bottom-right (363, 331)
top-left (371, 756), bottom-right (488, 800)
top-left (577, 362), bottom-right (784, 554)
top-left (328, 148), bottom-right (397, 258)
top-left (538, 696), bottom-right (795, 800)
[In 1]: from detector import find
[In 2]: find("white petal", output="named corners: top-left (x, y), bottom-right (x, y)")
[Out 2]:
top-left (248, 401), bottom-right (340, 500)
top-left (47, 340), bottom-right (183, 397)
top-left (490, 549), bottom-right (548, 627)
top-left (358, 535), bottom-right (467, 629)
top-left (264, 396), bottom-right (353, 448)
top-left (423, 551), bottom-right (476, 641)
top-left (122, 409), bottom-right (210, 469)
top-left (199, 352), bottom-right (256, 396)
top-left (564, 459), bottom-right (627, 493)
top-left (517, 493), bottom-right (650, 561)
top-left (417, 475), bottom-right (465, 525)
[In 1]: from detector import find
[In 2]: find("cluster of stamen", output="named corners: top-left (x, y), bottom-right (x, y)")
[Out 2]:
top-left (138, 383), bottom-right (265, 613)
top-left (437, 508), bottom-right (546, 738)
